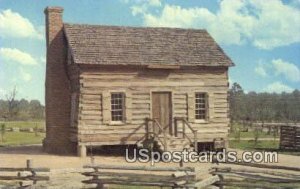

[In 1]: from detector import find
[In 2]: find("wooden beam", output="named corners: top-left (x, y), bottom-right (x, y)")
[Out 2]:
top-left (193, 175), bottom-right (220, 188)
top-left (0, 175), bottom-right (49, 181)
top-left (0, 167), bottom-right (50, 172)
top-left (147, 65), bottom-right (180, 69)
top-left (83, 164), bottom-right (195, 172)
top-left (221, 162), bottom-right (300, 172)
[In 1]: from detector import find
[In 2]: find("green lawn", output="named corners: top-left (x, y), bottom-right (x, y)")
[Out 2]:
top-left (0, 132), bottom-right (45, 146)
top-left (0, 121), bottom-right (45, 129)
top-left (229, 131), bottom-right (278, 139)
top-left (229, 139), bottom-right (279, 150)
top-left (229, 139), bottom-right (300, 156)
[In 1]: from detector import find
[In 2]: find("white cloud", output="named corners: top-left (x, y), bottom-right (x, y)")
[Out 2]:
top-left (272, 59), bottom-right (300, 82)
top-left (264, 81), bottom-right (294, 93)
top-left (133, 0), bottom-right (300, 49)
top-left (255, 64), bottom-right (267, 77)
top-left (149, 0), bottom-right (161, 7)
top-left (131, 4), bottom-right (148, 16)
top-left (0, 9), bottom-right (43, 40)
top-left (0, 48), bottom-right (38, 65)
top-left (131, 0), bottom-right (162, 16)
top-left (19, 68), bottom-right (32, 82)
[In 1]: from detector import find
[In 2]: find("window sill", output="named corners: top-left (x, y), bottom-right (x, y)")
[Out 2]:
top-left (109, 121), bottom-right (126, 126)
top-left (194, 119), bottom-right (209, 124)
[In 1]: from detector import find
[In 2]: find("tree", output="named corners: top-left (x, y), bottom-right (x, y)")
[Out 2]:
top-left (229, 82), bottom-right (245, 122)
top-left (5, 87), bottom-right (19, 120)
top-left (29, 100), bottom-right (44, 120)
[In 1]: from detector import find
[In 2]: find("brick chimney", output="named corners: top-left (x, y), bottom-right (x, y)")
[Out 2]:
top-left (43, 7), bottom-right (76, 154)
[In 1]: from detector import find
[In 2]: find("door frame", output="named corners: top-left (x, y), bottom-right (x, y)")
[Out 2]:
top-left (150, 90), bottom-right (173, 135)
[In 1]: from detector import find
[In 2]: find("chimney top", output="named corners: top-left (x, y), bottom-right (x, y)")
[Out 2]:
top-left (44, 6), bottom-right (64, 14)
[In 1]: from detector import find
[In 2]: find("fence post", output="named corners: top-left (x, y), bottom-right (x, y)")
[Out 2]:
top-left (218, 175), bottom-right (224, 189)
top-left (26, 159), bottom-right (32, 169)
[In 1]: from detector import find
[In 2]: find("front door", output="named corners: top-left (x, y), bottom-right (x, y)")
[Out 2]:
top-left (152, 92), bottom-right (172, 135)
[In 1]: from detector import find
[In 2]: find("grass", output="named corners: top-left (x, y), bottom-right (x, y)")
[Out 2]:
top-left (0, 121), bottom-right (45, 129)
top-left (229, 139), bottom-right (300, 156)
top-left (229, 131), bottom-right (278, 138)
top-left (229, 139), bottom-right (279, 150)
top-left (229, 123), bottom-right (279, 139)
top-left (0, 132), bottom-right (45, 146)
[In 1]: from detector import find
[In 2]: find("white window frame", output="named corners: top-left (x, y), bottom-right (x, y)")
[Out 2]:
top-left (195, 92), bottom-right (208, 121)
top-left (110, 92), bottom-right (125, 124)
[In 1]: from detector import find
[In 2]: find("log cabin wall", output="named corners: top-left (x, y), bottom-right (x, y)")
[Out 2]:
top-left (73, 65), bottom-right (229, 146)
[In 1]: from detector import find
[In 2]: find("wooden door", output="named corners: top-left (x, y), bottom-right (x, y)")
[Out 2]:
top-left (152, 92), bottom-right (172, 135)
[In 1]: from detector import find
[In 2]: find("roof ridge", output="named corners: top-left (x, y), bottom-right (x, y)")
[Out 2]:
top-left (64, 22), bottom-right (208, 33)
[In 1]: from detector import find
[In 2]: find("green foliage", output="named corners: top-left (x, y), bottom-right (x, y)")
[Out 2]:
top-left (229, 83), bottom-right (300, 123)
top-left (229, 140), bottom-right (279, 150)
top-left (253, 128), bottom-right (260, 146)
top-left (232, 124), bottom-right (241, 142)
top-left (0, 99), bottom-right (44, 121)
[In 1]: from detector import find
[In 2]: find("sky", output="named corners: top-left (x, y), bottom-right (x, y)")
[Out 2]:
top-left (0, 0), bottom-right (299, 104)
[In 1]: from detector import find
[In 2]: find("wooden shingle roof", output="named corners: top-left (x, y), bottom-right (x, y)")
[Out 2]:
top-left (64, 23), bottom-right (234, 67)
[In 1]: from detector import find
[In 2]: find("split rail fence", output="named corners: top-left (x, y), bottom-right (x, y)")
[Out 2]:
top-left (212, 163), bottom-right (300, 189)
top-left (82, 164), bottom-right (221, 189)
top-left (0, 159), bottom-right (50, 188)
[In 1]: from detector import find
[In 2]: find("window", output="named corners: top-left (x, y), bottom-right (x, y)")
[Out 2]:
top-left (195, 93), bottom-right (208, 120)
top-left (111, 93), bottom-right (125, 122)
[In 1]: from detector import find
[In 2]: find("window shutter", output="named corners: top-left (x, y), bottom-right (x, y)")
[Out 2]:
top-left (102, 91), bottom-right (111, 124)
top-left (125, 91), bottom-right (132, 123)
top-left (208, 93), bottom-right (214, 119)
top-left (187, 92), bottom-right (195, 122)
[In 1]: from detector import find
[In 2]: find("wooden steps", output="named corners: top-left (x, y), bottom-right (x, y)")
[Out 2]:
top-left (156, 135), bottom-right (194, 152)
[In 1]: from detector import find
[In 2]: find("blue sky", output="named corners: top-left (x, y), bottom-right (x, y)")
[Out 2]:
top-left (0, 0), bottom-right (299, 104)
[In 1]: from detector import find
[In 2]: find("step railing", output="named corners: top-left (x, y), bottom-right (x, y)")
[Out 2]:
top-left (174, 117), bottom-right (198, 152)
top-left (145, 118), bottom-right (168, 151)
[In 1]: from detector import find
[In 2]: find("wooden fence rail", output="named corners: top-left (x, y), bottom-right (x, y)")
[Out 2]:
top-left (212, 165), bottom-right (300, 189)
top-left (82, 164), bottom-right (220, 189)
top-left (0, 159), bottom-right (50, 188)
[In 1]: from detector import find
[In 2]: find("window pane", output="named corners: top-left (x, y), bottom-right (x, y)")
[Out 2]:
top-left (195, 93), bottom-right (207, 120)
top-left (111, 93), bottom-right (124, 121)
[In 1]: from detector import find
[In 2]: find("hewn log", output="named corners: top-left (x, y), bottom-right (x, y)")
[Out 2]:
top-left (216, 180), bottom-right (279, 189)
top-left (172, 171), bottom-right (195, 178)
top-left (215, 172), bottom-right (300, 183)
top-left (214, 167), bottom-right (300, 179)
top-left (83, 164), bottom-right (195, 172)
top-left (82, 179), bottom-right (176, 187)
top-left (0, 175), bottom-right (49, 181)
top-left (193, 175), bottom-right (220, 188)
top-left (222, 162), bottom-right (300, 172)
top-left (0, 167), bottom-right (50, 172)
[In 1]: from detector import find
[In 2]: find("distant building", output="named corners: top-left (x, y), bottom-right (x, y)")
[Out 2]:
top-left (43, 6), bottom-right (234, 156)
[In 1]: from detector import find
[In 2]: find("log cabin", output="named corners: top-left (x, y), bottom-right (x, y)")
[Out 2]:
top-left (43, 6), bottom-right (234, 157)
